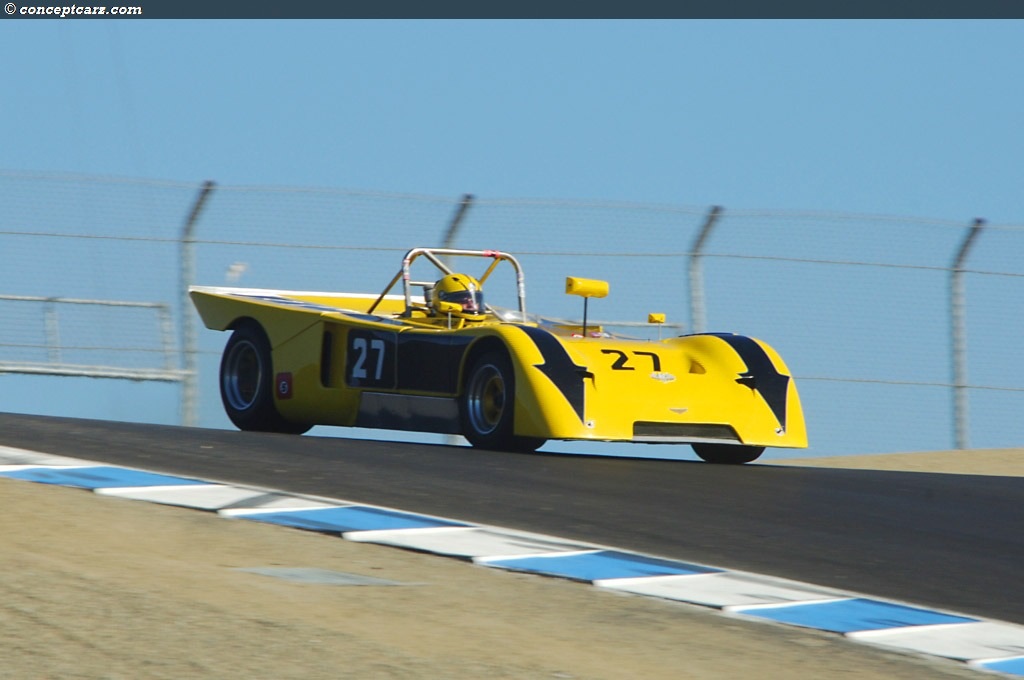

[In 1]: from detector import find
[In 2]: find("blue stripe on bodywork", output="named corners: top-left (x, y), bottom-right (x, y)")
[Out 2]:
top-left (517, 325), bottom-right (587, 422)
top-left (235, 293), bottom-right (406, 326)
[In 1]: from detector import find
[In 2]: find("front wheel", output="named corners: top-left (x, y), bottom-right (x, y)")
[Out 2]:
top-left (220, 322), bottom-right (311, 435)
top-left (692, 444), bottom-right (765, 464)
top-left (460, 350), bottom-right (545, 453)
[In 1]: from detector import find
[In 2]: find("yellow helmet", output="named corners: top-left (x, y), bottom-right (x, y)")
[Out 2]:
top-left (432, 273), bottom-right (486, 319)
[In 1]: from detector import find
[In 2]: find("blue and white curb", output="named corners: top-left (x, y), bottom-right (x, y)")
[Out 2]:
top-left (3, 444), bottom-right (1023, 677)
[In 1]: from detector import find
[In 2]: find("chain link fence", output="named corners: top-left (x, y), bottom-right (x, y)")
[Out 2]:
top-left (2, 170), bottom-right (1021, 457)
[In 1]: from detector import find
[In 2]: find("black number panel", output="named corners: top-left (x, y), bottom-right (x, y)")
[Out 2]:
top-left (345, 330), bottom-right (397, 388)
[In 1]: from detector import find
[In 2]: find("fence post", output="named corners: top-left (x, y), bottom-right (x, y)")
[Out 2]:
top-left (950, 217), bottom-right (985, 450)
top-left (689, 205), bottom-right (722, 333)
top-left (440, 194), bottom-right (475, 271)
top-left (180, 180), bottom-right (216, 428)
top-left (440, 193), bottom-right (475, 446)
top-left (44, 297), bottom-right (61, 364)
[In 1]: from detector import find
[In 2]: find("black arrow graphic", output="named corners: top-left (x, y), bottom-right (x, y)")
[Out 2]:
top-left (708, 333), bottom-right (790, 431)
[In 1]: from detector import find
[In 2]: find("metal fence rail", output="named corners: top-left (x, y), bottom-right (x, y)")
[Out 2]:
top-left (0, 294), bottom-right (185, 382)
top-left (1, 170), bottom-right (1021, 456)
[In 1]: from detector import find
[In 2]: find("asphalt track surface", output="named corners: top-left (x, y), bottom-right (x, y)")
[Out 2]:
top-left (2, 412), bottom-right (1021, 627)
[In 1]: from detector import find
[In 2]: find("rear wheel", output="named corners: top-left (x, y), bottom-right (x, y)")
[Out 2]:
top-left (220, 322), bottom-right (311, 435)
top-left (692, 444), bottom-right (765, 464)
top-left (460, 350), bottom-right (545, 453)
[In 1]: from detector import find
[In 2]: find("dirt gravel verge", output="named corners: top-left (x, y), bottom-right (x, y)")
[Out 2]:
top-left (770, 447), bottom-right (1024, 476)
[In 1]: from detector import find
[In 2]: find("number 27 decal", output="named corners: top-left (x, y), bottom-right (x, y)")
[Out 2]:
top-left (346, 330), bottom-right (396, 387)
top-left (351, 337), bottom-right (386, 380)
top-left (601, 349), bottom-right (661, 372)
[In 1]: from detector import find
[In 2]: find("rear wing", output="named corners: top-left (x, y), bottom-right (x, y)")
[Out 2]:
top-left (189, 286), bottom-right (409, 332)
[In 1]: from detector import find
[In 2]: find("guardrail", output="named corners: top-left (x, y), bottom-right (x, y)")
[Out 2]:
top-left (0, 295), bottom-right (187, 383)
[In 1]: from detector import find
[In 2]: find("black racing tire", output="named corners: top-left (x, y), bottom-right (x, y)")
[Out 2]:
top-left (692, 443), bottom-right (765, 465)
top-left (460, 350), bottom-right (545, 453)
top-left (219, 321), bottom-right (311, 435)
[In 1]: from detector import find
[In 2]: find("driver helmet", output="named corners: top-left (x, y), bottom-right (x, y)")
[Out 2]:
top-left (432, 273), bottom-right (485, 318)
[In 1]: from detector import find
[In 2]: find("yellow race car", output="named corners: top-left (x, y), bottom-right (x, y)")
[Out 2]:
top-left (190, 247), bottom-right (807, 464)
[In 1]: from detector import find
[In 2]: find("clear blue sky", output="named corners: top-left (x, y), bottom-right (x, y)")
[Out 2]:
top-left (3, 21), bottom-right (1022, 220)
top-left (2, 20), bottom-right (1022, 457)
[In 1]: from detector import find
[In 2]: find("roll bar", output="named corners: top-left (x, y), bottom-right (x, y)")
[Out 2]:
top-left (367, 247), bottom-right (527, 317)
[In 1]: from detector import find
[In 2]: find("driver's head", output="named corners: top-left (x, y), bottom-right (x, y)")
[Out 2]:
top-left (432, 273), bottom-right (484, 316)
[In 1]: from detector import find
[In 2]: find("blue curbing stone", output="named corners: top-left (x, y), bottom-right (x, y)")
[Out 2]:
top-left (481, 549), bottom-right (721, 582)
top-left (977, 657), bottom-right (1024, 676)
top-left (0, 465), bottom-right (206, 490)
top-left (735, 597), bottom-right (978, 634)
top-left (234, 505), bottom-right (469, 533)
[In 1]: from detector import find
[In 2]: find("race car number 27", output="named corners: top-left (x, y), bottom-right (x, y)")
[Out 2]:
top-left (352, 337), bottom-right (385, 380)
top-left (346, 330), bottom-right (396, 387)
top-left (601, 348), bottom-right (661, 372)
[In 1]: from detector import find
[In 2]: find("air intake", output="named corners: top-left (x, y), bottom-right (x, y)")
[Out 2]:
top-left (633, 422), bottom-right (742, 443)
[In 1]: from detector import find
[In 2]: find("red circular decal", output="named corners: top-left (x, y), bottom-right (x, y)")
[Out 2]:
top-left (275, 372), bottom-right (293, 399)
